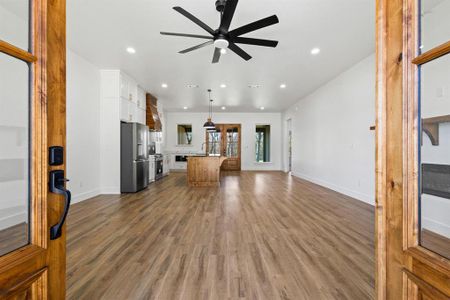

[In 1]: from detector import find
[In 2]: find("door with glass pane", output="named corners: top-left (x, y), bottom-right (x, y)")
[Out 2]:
top-left (205, 124), bottom-right (241, 171)
top-left (220, 124), bottom-right (241, 171)
top-left (376, 0), bottom-right (450, 298)
top-left (0, 0), bottom-right (67, 299)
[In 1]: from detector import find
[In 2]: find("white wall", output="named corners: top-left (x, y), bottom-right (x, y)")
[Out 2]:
top-left (283, 54), bottom-right (376, 204)
top-left (165, 112), bottom-right (283, 171)
top-left (66, 50), bottom-right (102, 203)
top-left (99, 70), bottom-right (121, 194)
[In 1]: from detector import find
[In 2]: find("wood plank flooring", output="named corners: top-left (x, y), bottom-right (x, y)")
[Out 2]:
top-left (66, 172), bottom-right (375, 300)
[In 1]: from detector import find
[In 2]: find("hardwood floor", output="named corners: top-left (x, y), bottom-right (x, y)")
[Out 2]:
top-left (421, 229), bottom-right (450, 260)
top-left (0, 222), bottom-right (28, 256)
top-left (66, 172), bottom-right (375, 300)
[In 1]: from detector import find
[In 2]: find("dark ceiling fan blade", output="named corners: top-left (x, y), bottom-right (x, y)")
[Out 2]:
top-left (173, 6), bottom-right (215, 35)
top-left (228, 43), bottom-right (252, 61)
top-left (232, 37), bottom-right (278, 47)
top-left (179, 40), bottom-right (214, 54)
top-left (229, 15), bottom-right (279, 37)
top-left (160, 32), bottom-right (213, 39)
top-left (212, 48), bottom-right (221, 63)
top-left (219, 0), bottom-right (238, 32)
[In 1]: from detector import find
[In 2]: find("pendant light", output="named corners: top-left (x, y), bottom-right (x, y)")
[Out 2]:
top-left (203, 89), bottom-right (216, 130)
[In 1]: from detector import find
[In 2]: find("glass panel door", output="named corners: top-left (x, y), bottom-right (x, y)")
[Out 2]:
top-left (418, 0), bottom-right (450, 260)
top-left (0, 0), bottom-right (31, 257)
top-left (208, 128), bottom-right (221, 156)
top-left (225, 126), bottom-right (239, 158)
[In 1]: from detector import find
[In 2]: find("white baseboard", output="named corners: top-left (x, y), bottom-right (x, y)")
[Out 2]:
top-left (72, 189), bottom-right (101, 204)
top-left (0, 210), bottom-right (27, 230)
top-left (422, 217), bottom-right (450, 238)
top-left (291, 171), bottom-right (375, 205)
top-left (100, 186), bottom-right (120, 195)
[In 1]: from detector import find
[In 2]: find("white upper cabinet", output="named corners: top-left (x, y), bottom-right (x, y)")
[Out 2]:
top-left (120, 74), bottom-right (129, 100)
top-left (103, 70), bottom-right (147, 125)
top-left (137, 86), bottom-right (146, 110)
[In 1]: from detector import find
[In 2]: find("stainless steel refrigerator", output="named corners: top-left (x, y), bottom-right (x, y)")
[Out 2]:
top-left (121, 122), bottom-right (149, 193)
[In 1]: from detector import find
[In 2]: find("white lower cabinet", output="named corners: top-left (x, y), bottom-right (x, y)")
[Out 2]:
top-left (163, 154), bottom-right (170, 176)
top-left (149, 157), bottom-right (155, 183)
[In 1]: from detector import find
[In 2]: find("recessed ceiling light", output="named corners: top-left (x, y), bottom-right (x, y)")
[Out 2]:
top-left (260, 106), bottom-right (265, 110)
top-left (221, 106), bottom-right (226, 110)
top-left (220, 48), bottom-right (227, 55)
top-left (311, 47), bottom-right (320, 55)
top-left (187, 84), bottom-right (199, 88)
top-left (280, 84), bottom-right (287, 89)
top-left (183, 106), bottom-right (188, 110)
top-left (248, 84), bottom-right (262, 89)
top-left (161, 83), bottom-right (168, 88)
top-left (126, 47), bottom-right (136, 54)
top-left (220, 84), bottom-right (227, 88)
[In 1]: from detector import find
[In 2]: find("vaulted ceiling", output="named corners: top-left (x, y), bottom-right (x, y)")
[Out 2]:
top-left (66, 0), bottom-right (375, 112)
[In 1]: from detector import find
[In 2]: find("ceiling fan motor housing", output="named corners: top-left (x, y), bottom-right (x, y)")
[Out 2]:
top-left (215, 0), bottom-right (227, 12)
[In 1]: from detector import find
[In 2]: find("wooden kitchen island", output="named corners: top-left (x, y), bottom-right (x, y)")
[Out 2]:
top-left (187, 156), bottom-right (226, 187)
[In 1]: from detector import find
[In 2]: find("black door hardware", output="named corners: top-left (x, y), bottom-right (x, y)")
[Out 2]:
top-left (49, 146), bottom-right (64, 166)
top-left (49, 170), bottom-right (71, 240)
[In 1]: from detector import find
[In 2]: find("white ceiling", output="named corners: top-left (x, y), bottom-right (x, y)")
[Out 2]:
top-left (65, 0), bottom-right (375, 112)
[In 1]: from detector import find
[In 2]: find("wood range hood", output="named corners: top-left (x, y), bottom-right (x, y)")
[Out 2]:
top-left (146, 93), bottom-right (162, 131)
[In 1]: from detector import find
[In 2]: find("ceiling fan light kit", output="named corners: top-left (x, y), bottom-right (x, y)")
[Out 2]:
top-left (161, 0), bottom-right (279, 63)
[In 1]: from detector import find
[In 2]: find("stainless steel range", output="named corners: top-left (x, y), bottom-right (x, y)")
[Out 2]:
top-left (155, 154), bottom-right (163, 181)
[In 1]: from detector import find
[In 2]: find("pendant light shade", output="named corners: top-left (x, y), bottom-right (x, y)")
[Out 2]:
top-left (204, 89), bottom-right (216, 129)
top-left (204, 118), bottom-right (215, 129)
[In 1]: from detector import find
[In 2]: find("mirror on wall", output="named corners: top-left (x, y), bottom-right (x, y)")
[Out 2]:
top-left (177, 124), bottom-right (193, 145)
top-left (419, 53), bottom-right (450, 260)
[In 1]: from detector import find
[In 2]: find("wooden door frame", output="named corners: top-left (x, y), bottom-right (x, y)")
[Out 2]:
top-left (376, 0), bottom-right (450, 298)
top-left (205, 124), bottom-right (242, 171)
top-left (0, 0), bottom-right (66, 298)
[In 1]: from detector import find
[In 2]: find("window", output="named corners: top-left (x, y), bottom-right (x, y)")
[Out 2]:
top-left (177, 124), bottom-right (192, 145)
top-left (255, 125), bottom-right (270, 162)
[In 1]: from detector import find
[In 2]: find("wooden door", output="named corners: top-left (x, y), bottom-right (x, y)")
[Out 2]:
top-left (0, 0), bottom-right (67, 299)
top-left (206, 124), bottom-right (241, 171)
top-left (221, 124), bottom-right (241, 171)
top-left (376, 0), bottom-right (450, 298)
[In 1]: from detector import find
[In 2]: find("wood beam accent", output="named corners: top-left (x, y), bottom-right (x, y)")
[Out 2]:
top-left (0, 40), bottom-right (37, 62)
top-left (412, 40), bottom-right (450, 65)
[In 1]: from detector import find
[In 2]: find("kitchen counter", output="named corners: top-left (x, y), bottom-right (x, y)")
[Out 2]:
top-left (187, 156), bottom-right (226, 187)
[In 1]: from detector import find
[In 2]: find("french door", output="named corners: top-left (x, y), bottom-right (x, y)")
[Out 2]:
top-left (206, 124), bottom-right (241, 171)
top-left (376, 0), bottom-right (450, 298)
top-left (0, 0), bottom-right (67, 299)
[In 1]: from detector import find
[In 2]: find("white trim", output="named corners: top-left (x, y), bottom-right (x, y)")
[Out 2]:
top-left (0, 210), bottom-right (27, 230)
top-left (71, 189), bottom-right (101, 204)
top-left (100, 186), bottom-right (120, 195)
top-left (422, 217), bottom-right (450, 238)
top-left (291, 171), bottom-right (375, 205)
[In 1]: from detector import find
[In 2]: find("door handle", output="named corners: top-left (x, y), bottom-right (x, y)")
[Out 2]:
top-left (49, 170), bottom-right (71, 240)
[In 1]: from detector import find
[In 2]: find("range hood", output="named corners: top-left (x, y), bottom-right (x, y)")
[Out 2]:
top-left (146, 93), bottom-right (162, 131)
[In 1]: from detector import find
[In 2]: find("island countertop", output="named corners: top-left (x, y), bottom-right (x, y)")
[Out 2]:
top-left (187, 156), bottom-right (226, 187)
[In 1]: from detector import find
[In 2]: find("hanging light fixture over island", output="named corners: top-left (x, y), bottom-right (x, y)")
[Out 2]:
top-left (204, 89), bottom-right (216, 131)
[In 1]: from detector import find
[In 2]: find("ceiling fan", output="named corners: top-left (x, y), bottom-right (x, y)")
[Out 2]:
top-left (160, 0), bottom-right (279, 63)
